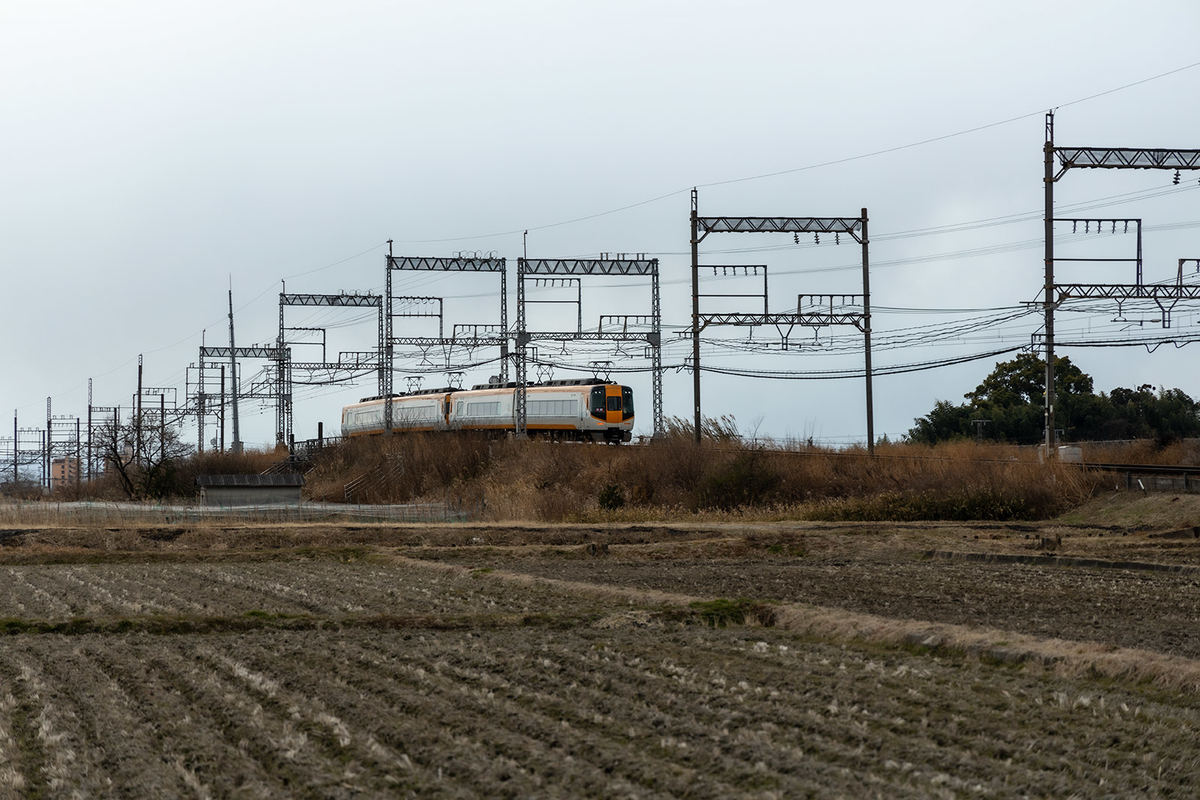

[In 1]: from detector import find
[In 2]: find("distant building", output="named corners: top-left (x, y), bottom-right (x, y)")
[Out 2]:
top-left (195, 473), bottom-right (304, 506)
top-left (50, 457), bottom-right (80, 490)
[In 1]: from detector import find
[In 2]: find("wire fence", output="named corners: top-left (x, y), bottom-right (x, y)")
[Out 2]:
top-left (0, 500), bottom-right (479, 526)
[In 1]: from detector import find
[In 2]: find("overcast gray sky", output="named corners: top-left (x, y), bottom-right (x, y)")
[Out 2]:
top-left (4, 1), bottom-right (1200, 451)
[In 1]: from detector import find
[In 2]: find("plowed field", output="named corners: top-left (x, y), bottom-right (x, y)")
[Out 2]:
top-left (2, 512), bottom-right (1200, 797)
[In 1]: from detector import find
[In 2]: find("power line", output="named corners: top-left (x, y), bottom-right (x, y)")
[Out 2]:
top-left (385, 61), bottom-right (1200, 245)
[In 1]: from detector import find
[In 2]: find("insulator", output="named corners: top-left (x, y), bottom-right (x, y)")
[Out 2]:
top-left (1173, 170), bottom-right (1181, 185)
top-left (793, 233), bottom-right (799, 244)
top-left (814, 233), bottom-right (820, 244)
top-left (835, 232), bottom-right (840, 245)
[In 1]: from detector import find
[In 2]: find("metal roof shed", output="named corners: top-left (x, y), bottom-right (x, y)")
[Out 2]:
top-left (195, 474), bottom-right (305, 507)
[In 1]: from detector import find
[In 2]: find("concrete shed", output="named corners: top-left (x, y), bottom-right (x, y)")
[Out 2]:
top-left (196, 473), bottom-right (305, 507)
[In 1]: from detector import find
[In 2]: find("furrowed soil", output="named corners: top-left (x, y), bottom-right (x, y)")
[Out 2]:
top-left (1, 492), bottom-right (1200, 797)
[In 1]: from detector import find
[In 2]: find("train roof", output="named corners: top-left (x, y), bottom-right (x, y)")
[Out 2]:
top-left (357, 379), bottom-right (616, 402)
top-left (468, 379), bottom-right (614, 390)
top-left (357, 387), bottom-right (457, 402)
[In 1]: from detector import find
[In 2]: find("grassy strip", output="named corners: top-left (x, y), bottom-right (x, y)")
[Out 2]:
top-left (398, 554), bottom-right (1200, 697)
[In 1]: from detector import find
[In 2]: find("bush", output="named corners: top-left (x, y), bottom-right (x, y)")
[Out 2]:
top-left (597, 484), bottom-right (625, 511)
top-left (696, 452), bottom-right (781, 511)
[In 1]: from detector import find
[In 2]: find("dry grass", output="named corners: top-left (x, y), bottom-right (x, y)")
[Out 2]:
top-left (12, 433), bottom-right (1159, 523)
top-left (770, 604), bottom-right (1200, 696)
top-left (1079, 437), bottom-right (1200, 465)
top-left (304, 434), bottom-right (491, 505)
top-left (451, 436), bottom-right (1103, 522)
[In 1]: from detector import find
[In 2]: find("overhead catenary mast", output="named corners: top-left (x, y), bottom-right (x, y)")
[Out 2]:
top-left (227, 285), bottom-right (242, 454)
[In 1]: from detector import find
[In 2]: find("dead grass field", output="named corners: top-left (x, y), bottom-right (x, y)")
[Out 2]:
top-left (1, 491), bottom-right (1200, 796)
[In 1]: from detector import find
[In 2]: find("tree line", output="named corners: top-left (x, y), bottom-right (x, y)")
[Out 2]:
top-left (907, 353), bottom-right (1200, 445)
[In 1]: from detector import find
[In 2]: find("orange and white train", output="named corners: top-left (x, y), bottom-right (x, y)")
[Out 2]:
top-left (341, 380), bottom-right (634, 443)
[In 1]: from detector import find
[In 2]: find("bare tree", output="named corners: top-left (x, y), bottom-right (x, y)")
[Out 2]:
top-left (94, 411), bottom-right (192, 500)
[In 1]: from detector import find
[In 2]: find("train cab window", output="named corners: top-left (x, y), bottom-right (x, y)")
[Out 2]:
top-left (622, 386), bottom-right (634, 421)
top-left (590, 387), bottom-right (606, 420)
top-left (606, 396), bottom-right (621, 412)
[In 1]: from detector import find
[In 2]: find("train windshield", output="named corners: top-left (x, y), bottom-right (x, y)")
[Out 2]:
top-left (622, 386), bottom-right (634, 420)
top-left (590, 387), bottom-right (606, 420)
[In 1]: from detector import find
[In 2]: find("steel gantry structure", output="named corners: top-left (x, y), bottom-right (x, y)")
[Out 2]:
top-left (1042, 111), bottom-right (1200, 452)
top-left (197, 345), bottom-right (288, 451)
top-left (277, 291), bottom-right (384, 447)
top-left (688, 188), bottom-right (875, 452)
top-left (384, 247), bottom-right (508, 435)
top-left (1, 411), bottom-right (45, 488)
top-left (514, 256), bottom-right (664, 439)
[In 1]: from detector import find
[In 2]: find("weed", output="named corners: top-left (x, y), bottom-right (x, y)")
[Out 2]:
top-left (688, 598), bottom-right (777, 628)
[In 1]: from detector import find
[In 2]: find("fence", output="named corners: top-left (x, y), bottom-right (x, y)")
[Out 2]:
top-left (0, 499), bottom-right (479, 526)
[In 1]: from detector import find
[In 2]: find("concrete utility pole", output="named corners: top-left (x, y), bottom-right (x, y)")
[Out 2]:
top-left (1044, 112), bottom-right (1057, 454)
top-left (860, 207), bottom-right (874, 455)
top-left (44, 398), bottom-right (50, 489)
top-left (136, 356), bottom-right (143, 466)
top-left (690, 189), bottom-right (702, 444)
top-left (220, 364), bottom-right (226, 452)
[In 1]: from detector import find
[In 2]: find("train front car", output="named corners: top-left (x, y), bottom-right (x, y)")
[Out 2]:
top-left (586, 383), bottom-right (634, 443)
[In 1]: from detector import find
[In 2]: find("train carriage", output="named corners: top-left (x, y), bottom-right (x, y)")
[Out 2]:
top-left (341, 379), bottom-right (633, 442)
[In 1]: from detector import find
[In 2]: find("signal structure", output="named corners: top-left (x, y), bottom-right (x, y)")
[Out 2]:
top-left (1041, 111), bottom-right (1200, 451)
top-left (686, 188), bottom-right (875, 453)
top-left (384, 244), bottom-right (508, 435)
top-left (514, 255), bottom-right (663, 439)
